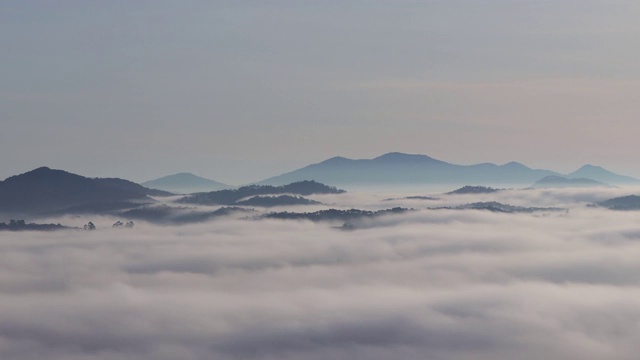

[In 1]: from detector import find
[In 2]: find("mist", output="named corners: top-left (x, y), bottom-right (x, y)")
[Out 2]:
top-left (1, 187), bottom-right (639, 359)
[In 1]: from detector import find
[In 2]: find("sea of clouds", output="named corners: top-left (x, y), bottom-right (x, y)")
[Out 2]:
top-left (1, 187), bottom-right (640, 360)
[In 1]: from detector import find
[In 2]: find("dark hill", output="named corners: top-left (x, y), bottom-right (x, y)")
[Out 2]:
top-left (236, 195), bottom-right (322, 207)
top-left (0, 219), bottom-right (74, 231)
top-left (263, 207), bottom-right (411, 222)
top-left (179, 180), bottom-right (344, 206)
top-left (446, 185), bottom-right (501, 195)
top-left (0, 167), bottom-right (171, 215)
top-left (432, 202), bottom-right (565, 213)
top-left (596, 195), bottom-right (640, 210)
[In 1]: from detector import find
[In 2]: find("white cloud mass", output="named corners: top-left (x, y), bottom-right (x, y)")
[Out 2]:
top-left (1, 188), bottom-right (640, 359)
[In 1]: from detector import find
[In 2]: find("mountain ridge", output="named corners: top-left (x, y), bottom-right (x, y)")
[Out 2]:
top-left (256, 152), bottom-right (638, 187)
top-left (568, 164), bottom-right (638, 184)
top-left (256, 153), bottom-right (550, 186)
top-left (0, 167), bottom-right (170, 216)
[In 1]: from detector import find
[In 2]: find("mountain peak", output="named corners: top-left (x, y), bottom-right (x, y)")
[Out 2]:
top-left (501, 161), bottom-right (530, 170)
top-left (568, 164), bottom-right (638, 184)
top-left (32, 166), bottom-right (52, 172)
top-left (3, 166), bottom-right (79, 184)
top-left (372, 152), bottom-right (441, 163)
top-left (576, 164), bottom-right (604, 171)
top-left (158, 173), bottom-right (208, 180)
top-left (319, 156), bottom-right (350, 164)
top-left (20, 166), bottom-right (56, 176)
top-left (0, 167), bottom-right (165, 214)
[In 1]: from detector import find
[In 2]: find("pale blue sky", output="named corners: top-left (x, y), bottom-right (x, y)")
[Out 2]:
top-left (2, 1), bottom-right (640, 184)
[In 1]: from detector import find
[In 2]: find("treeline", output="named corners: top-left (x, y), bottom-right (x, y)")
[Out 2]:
top-left (0, 219), bottom-right (71, 231)
top-left (263, 207), bottom-right (410, 222)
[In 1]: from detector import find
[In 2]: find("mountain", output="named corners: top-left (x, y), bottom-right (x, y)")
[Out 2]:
top-left (532, 175), bottom-right (611, 188)
top-left (142, 173), bottom-right (230, 194)
top-left (432, 202), bottom-right (565, 213)
top-left (0, 167), bottom-right (170, 216)
top-left (179, 180), bottom-right (345, 206)
top-left (446, 185), bottom-right (501, 195)
top-left (596, 195), bottom-right (640, 211)
top-left (0, 219), bottom-right (74, 231)
top-left (383, 196), bottom-right (439, 201)
top-left (257, 152), bottom-right (560, 186)
top-left (257, 153), bottom-right (640, 187)
top-left (235, 195), bottom-right (322, 207)
top-left (263, 207), bottom-right (411, 222)
top-left (568, 165), bottom-right (639, 185)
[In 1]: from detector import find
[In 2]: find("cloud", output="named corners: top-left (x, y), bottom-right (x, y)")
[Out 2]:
top-left (1, 188), bottom-right (640, 359)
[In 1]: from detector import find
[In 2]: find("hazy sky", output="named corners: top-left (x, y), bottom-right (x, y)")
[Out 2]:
top-left (2, 0), bottom-right (640, 184)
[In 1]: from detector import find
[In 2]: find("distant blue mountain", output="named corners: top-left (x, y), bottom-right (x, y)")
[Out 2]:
top-left (568, 165), bottom-right (639, 185)
top-left (532, 175), bottom-right (612, 188)
top-left (257, 153), bottom-right (640, 187)
top-left (257, 152), bottom-right (560, 186)
top-left (142, 173), bottom-right (230, 194)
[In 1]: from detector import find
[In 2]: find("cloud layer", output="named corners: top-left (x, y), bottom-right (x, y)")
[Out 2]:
top-left (1, 188), bottom-right (640, 359)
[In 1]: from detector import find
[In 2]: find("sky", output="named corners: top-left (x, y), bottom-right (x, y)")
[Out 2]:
top-left (2, 0), bottom-right (640, 184)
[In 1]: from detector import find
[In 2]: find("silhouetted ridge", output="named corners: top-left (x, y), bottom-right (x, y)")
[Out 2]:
top-left (383, 195), bottom-right (439, 201)
top-left (432, 202), bottom-right (564, 213)
top-left (263, 207), bottom-right (411, 222)
top-left (372, 152), bottom-right (445, 164)
top-left (179, 180), bottom-right (345, 206)
top-left (447, 186), bottom-right (501, 195)
top-left (317, 156), bottom-right (351, 165)
top-left (0, 219), bottom-right (73, 231)
top-left (236, 195), bottom-right (322, 207)
top-left (0, 167), bottom-right (170, 215)
top-left (93, 178), bottom-right (170, 197)
top-left (3, 167), bottom-right (83, 186)
top-left (596, 195), bottom-right (640, 210)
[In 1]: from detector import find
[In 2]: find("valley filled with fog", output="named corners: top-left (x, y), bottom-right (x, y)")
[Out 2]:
top-left (2, 186), bottom-right (640, 360)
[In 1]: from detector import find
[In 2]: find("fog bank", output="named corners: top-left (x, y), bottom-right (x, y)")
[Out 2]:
top-left (1, 188), bottom-right (640, 359)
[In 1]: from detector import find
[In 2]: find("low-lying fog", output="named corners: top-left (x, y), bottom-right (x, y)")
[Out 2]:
top-left (1, 186), bottom-right (640, 360)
